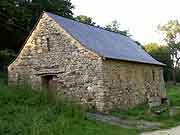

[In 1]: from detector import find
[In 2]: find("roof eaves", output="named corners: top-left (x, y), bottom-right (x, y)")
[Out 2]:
top-left (104, 57), bottom-right (166, 67)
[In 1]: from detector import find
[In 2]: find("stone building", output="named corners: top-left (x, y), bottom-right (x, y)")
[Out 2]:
top-left (8, 12), bottom-right (166, 112)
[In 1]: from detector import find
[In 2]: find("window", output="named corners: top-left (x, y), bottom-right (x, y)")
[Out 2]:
top-left (47, 38), bottom-right (50, 51)
top-left (152, 70), bottom-right (155, 81)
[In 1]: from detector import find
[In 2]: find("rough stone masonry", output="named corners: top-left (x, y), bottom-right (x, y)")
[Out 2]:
top-left (8, 12), bottom-right (166, 112)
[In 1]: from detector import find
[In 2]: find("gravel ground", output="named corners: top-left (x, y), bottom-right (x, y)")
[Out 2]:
top-left (141, 126), bottom-right (180, 135)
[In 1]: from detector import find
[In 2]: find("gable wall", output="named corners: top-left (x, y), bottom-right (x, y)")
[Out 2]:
top-left (8, 12), bottom-right (166, 113)
top-left (8, 13), bottom-right (106, 111)
top-left (102, 60), bottom-right (166, 111)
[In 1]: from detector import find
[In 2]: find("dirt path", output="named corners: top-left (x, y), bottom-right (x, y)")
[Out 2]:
top-left (87, 113), bottom-right (161, 131)
top-left (88, 113), bottom-right (180, 134)
top-left (141, 126), bottom-right (180, 135)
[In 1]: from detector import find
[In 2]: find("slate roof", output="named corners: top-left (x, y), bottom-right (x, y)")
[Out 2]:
top-left (47, 12), bottom-right (164, 66)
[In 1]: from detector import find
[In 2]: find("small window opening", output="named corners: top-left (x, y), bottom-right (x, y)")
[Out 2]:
top-left (47, 38), bottom-right (50, 51)
top-left (152, 70), bottom-right (155, 81)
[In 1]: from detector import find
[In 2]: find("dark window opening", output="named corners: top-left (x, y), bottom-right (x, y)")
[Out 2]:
top-left (152, 70), bottom-right (155, 81)
top-left (42, 75), bottom-right (53, 89)
top-left (41, 75), bottom-right (57, 98)
top-left (47, 38), bottom-right (50, 51)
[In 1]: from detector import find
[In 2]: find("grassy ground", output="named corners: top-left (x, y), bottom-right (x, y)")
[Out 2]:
top-left (112, 84), bottom-right (180, 129)
top-left (167, 84), bottom-right (180, 106)
top-left (2, 70), bottom-right (180, 134)
top-left (0, 75), bottom-right (138, 135)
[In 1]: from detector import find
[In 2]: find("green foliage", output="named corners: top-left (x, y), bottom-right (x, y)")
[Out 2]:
top-left (175, 69), bottom-right (180, 82)
top-left (75, 15), bottom-right (96, 26)
top-left (166, 84), bottom-right (180, 106)
top-left (158, 20), bottom-right (180, 44)
top-left (158, 20), bottom-right (180, 83)
top-left (104, 20), bottom-right (130, 37)
top-left (144, 43), bottom-right (172, 81)
top-left (29, 0), bottom-right (74, 19)
top-left (0, 81), bottom-right (138, 135)
top-left (0, 72), bottom-right (7, 84)
top-left (0, 49), bottom-right (15, 64)
top-left (0, 0), bottom-right (74, 53)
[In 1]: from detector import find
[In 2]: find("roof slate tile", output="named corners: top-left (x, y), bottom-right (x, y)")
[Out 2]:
top-left (47, 12), bottom-right (164, 66)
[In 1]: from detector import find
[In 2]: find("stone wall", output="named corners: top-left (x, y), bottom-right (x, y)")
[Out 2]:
top-left (8, 13), bottom-right (105, 111)
top-left (8, 12), bottom-right (166, 112)
top-left (102, 60), bottom-right (166, 111)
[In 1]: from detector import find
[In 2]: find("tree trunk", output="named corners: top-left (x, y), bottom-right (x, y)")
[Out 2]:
top-left (172, 67), bottom-right (177, 85)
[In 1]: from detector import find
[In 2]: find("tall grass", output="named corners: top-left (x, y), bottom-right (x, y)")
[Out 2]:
top-left (0, 84), bottom-right (84, 134)
top-left (0, 75), bottom-right (138, 135)
top-left (167, 84), bottom-right (180, 106)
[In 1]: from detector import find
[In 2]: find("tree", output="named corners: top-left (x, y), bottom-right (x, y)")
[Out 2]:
top-left (30, 0), bottom-right (74, 20)
top-left (75, 15), bottom-right (96, 26)
top-left (144, 43), bottom-right (172, 81)
top-left (158, 20), bottom-right (180, 84)
top-left (104, 20), bottom-right (130, 37)
top-left (0, 0), bottom-right (28, 52)
top-left (0, 49), bottom-right (15, 64)
top-left (0, 0), bottom-right (74, 52)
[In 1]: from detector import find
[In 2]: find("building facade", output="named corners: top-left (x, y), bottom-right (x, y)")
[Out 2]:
top-left (8, 12), bottom-right (166, 112)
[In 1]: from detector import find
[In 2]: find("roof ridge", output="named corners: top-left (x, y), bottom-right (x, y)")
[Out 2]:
top-left (45, 12), bottom-right (132, 41)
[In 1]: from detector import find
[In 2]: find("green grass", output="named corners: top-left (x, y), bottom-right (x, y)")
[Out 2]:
top-left (167, 84), bottom-right (180, 106)
top-left (112, 84), bottom-right (180, 129)
top-left (0, 78), bottom-right (138, 135)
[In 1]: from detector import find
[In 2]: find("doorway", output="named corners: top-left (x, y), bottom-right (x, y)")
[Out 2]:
top-left (41, 75), bottom-right (57, 98)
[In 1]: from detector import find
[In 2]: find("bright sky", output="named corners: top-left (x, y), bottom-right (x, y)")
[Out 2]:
top-left (71, 0), bottom-right (180, 45)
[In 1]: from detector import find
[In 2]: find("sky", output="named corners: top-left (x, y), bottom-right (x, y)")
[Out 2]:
top-left (71, 0), bottom-right (180, 45)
